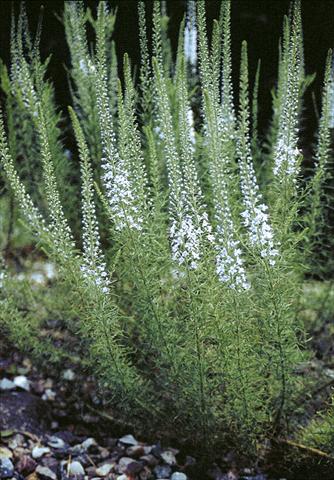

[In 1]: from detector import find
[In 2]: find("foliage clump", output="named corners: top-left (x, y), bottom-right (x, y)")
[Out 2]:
top-left (0, 0), bottom-right (333, 456)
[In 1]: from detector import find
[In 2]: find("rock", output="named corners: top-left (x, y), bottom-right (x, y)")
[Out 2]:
top-left (62, 370), bottom-right (75, 381)
top-left (125, 461), bottom-right (144, 476)
top-left (98, 447), bottom-right (110, 459)
top-left (44, 262), bottom-right (56, 280)
top-left (32, 447), bottom-right (51, 460)
top-left (27, 472), bottom-right (39, 480)
top-left (53, 431), bottom-right (82, 446)
top-left (42, 389), bottom-right (56, 401)
top-left (140, 454), bottom-right (159, 467)
top-left (160, 451), bottom-right (177, 466)
top-left (47, 436), bottom-right (66, 449)
top-left (30, 272), bottom-right (45, 284)
top-left (118, 457), bottom-right (133, 473)
top-left (151, 444), bottom-right (162, 458)
top-left (0, 379), bottom-right (15, 391)
top-left (13, 375), bottom-right (30, 391)
top-left (139, 466), bottom-right (153, 480)
top-left (68, 461), bottom-right (85, 476)
top-left (0, 457), bottom-right (14, 478)
top-left (241, 476), bottom-right (267, 480)
top-left (40, 457), bottom-right (59, 471)
top-left (153, 465), bottom-right (172, 479)
top-left (95, 464), bottom-right (114, 476)
top-left (119, 434), bottom-right (138, 446)
top-left (171, 473), bottom-right (187, 480)
top-left (80, 438), bottom-right (97, 452)
top-left (0, 392), bottom-right (51, 435)
top-left (0, 449), bottom-right (12, 459)
top-left (126, 445), bottom-right (145, 458)
top-left (13, 447), bottom-right (29, 460)
top-left (36, 466), bottom-right (57, 480)
top-left (16, 456), bottom-right (37, 475)
top-left (184, 456), bottom-right (196, 467)
top-left (116, 476), bottom-right (128, 480)
top-left (8, 433), bottom-right (25, 449)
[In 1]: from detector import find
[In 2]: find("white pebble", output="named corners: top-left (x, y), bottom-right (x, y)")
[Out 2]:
top-left (171, 473), bottom-right (187, 480)
top-left (95, 464), bottom-right (113, 476)
top-left (119, 434), bottom-right (138, 446)
top-left (68, 461), bottom-right (85, 476)
top-left (42, 389), bottom-right (56, 401)
top-left (13, 375), bottom-right (30, 391)
top-left (47, 436), bottom-right (65, 449)
top-left (62, 369), bottom-right (75, 381)
top-left (32, 446), bottom-right (51, 459)
top-left (36, 466), bottom-right (57, 480)
top-left (80, 438), bottom-right (97, 451)
top-left (160, 450), bottom-right (177, 466)
top-left (0, 378), bottom-right (15, 390)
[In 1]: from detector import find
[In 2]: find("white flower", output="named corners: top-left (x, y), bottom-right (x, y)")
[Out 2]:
top-left (184, 0), bottom-right (197, 68)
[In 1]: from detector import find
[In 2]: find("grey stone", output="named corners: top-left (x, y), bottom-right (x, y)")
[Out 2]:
top-left (153, 465), bottom-right (172, 479)
top-left (80, 438), bottom-right (97, 452)
top-left (119, 434), bottom-right (138, 446)
top-left (36, 466), bottom-right (57, 480)
top-left (32, 447), bottom-right (51, 460)
top-left (62, 369), bottom-right (75, 381)
top-left (118, 457), bottom-right (133, 473)
top-left (0, 379), bottom-right (15, 391)
top-left (160, 451), bottom-right (177, 466)
top-left (171, 473), bottom-right (187, 480)
top-left (0, 458), bottom-right (14, 479)
top-left (0, 392), bottom-right (51, 435)
top-left (16, 455), bottom-right (37, 475)
top-left (47, 436), bottom-right (66, 449)
top-left (95, 464), bottom-right (114, 477)
top-left (68, 461), bottom-right (85, 476)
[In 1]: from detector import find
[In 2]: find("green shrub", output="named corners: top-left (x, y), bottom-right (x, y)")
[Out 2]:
top-left (0, 0), bottom-right (333, 455)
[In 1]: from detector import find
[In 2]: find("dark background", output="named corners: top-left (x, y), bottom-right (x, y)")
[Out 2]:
top-left (1, 0), bottom-right (333, 141)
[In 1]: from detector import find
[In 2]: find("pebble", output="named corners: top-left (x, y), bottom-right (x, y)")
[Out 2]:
top-left (139, 467), bottom-right (152, 480)
top-left (140, 454), bottom-right (159, 467)
top-left (36, 466), bottom-right (57, 480)
top-left (47, 436), bottom-right (66, 449)
top-left (0, 378), bottom-right (15, 391)
top-left (154, 465), bottom-right (172, 479)
top-left (125, 461), bottom-right (144, 475)
top-left (0, 457), bottom-right (14, 479)
top-left (8, 433), bottom-right (25, 450)
top-left (171, 473), bottom-right (187, 480)
top-left (160, 450), bottom-right (177, 466)
top-left (0, 449), bottom-right (12, 460)
top-left (118, 457), bottom-right (134, 473)
top-left (80, 438), bottom-right (97, 451)
top-left (13, 375), bottom-right (30, 391)
top-left (116, 476), bottom-right (128, 480)
top-left (126, 445), bottom-right (145, 458)
top-left (62, 369), bottom-right (75, 381)
top-left (119, 434), bottom-right (138, 446)
top-left (16, 456), bottom-right (37, 475)
top-left (95, 464), bottom-right (114, 476)
top-left (68, 461), bottom-right (85, 476)
top-left (42, 389), bottom-right (56, 401)
top-left (32, 447), bottom-right (51, 460)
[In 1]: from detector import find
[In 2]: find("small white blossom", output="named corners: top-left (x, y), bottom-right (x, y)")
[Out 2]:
top-left (184, 0), bottom-right (197, 68)
top-left (238, 140), bottom-right (278, 265)
top-left (186, 108), bottom-right (196, 147)
top-left (170, 208), bottom-right (213, 270)
top-left (329, 61), bottom-right (334, 128)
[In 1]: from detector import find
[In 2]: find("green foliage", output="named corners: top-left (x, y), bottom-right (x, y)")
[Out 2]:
top-left (300, 398), bottom-right (334, 454)
top-left (0, 0), bottom-right (333, 457)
